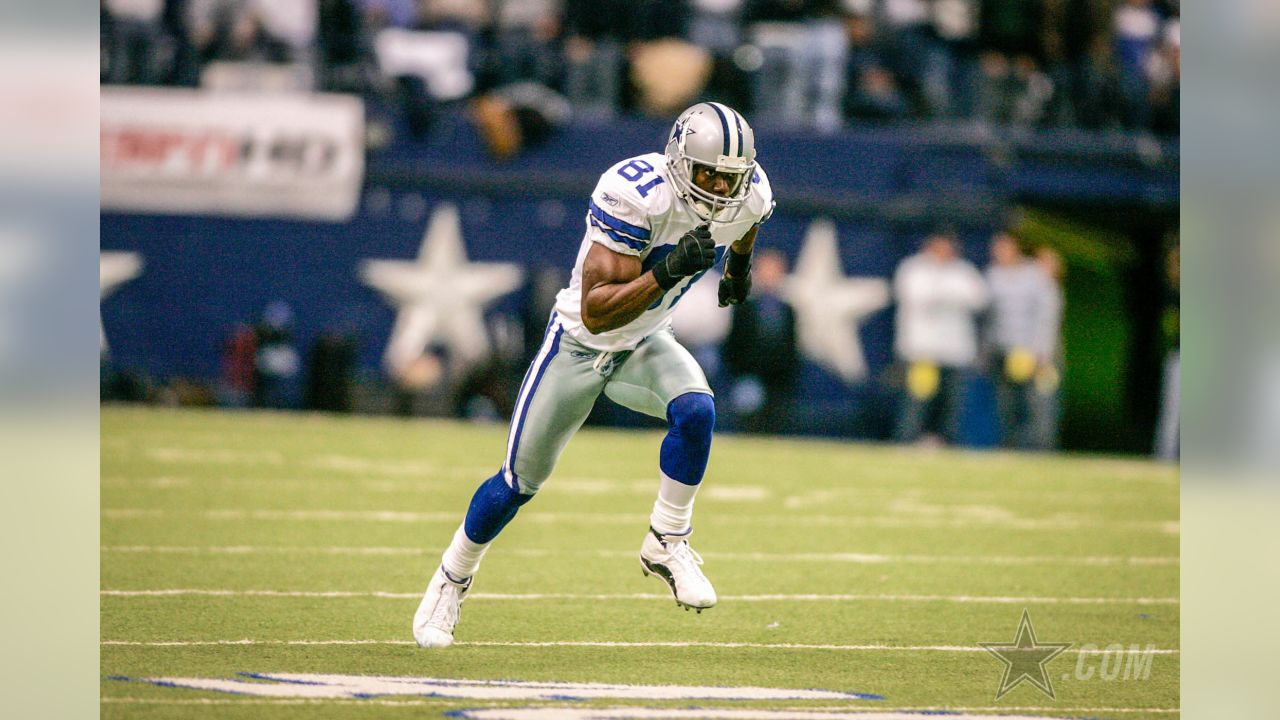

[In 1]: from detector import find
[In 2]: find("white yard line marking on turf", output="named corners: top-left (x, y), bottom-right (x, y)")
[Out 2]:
top-left (102, 697), bottom-right (472, 706)
top-left (100, 508), bottom-right (1180, 533)
top-left (99, 545), bottom-right (1180, 566)
top-left (99, 698), bottom-right (1181, 714)
top-left (99, 639), bottom-right (1179, 654)
top-left (99, 589), bottom-right (1179, 605)
top-left (145, 447), bottom-right (285, 465)
top-left (449, 709), bottom-right (1173, 720)
top-left (116, 674), bottom-right (875, 702)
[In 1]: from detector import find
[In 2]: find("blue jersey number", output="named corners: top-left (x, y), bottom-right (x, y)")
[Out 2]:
top-left (616, 159), bottom-right (665, 198)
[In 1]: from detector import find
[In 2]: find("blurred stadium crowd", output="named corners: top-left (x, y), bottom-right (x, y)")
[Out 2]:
top-left (101, 0), bottom-right (1180, 136)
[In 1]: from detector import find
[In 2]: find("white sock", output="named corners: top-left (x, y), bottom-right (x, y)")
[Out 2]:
top-left (649, 471), bottom-right (700, 536)
top-left (440, 523), bottom-right (489, 580)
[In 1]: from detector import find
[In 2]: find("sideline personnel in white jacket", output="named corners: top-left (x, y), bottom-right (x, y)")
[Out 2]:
top-left (892, 229), bottom-right (989, 444)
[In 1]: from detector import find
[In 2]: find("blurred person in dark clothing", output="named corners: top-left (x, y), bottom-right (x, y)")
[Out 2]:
top-left (304, 330), bottom-right (357, 412)
top-left (103, 0), bottom-right (170, 84)
top-left (843, 11), bottom-right (911, 122)
top-left (252, 300), bottom-right (301, 409)
top-left (487, 0), bottom-right (563, 88)
top-left (219, 321), bottom-right (257, 407)
top-left (560, 0), bottom-right (640, 118)
top-left (722, 249), bottom-right (799, 434)
top-left (1111, 0), bottom-right (1161, 129)
top-left (1043, 0), bottom-right (1113, 128)
top-left (745, 0), bottom-right (848, 130)
top-left (976, 0), bottom-right (1053, 125)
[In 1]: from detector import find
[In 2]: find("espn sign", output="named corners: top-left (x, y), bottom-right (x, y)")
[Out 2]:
top-left (101, 88), bottom-right (364, 221)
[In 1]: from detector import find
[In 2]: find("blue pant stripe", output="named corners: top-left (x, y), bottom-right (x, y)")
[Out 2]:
top-left (503, 319), bottom-right (563, 488)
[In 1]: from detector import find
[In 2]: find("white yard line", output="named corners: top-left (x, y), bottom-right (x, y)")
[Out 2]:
top-left (98, 639), bottom-right (1179, 654)
top-left (98, 697), bottom-right (1182, 713)
top-left (100, 508), bottom-right (1180, 533)
top-left (100, 545), bottom-right (1179, 566)
top-left (99, 589), bottom-right (1179, 605)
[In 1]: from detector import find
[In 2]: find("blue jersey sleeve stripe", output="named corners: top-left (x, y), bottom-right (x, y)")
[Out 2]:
top-left (589, 215), bottom-right (646, 251)
top-left (588, 199), bottom-right (650, 240)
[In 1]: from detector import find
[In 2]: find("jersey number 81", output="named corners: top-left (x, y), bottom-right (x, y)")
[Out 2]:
top-left (616, 160), bottom-right (665, 198)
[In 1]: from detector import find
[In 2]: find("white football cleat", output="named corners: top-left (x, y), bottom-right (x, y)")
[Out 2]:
top-left (413, 566), bottom-right (471, 648)
top-left (640, 527), bottom-right (717, 612)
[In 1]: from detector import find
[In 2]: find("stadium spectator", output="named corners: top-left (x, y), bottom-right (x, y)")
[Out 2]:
top-left (1042, 0), bottom-right (1112, 129)
top-left (745, 0), bottom-right (849, 130)
top-left (892, 229), bottom-right (988, 445)
top-left (487, 0), bottom-right (563, 88)
top-left (1154, 240), bottom-right (1178, 461)
top-left (722, 249), bottom-right (800, 434)
top-left (316, 0), bottom-right (371, 92)
top-left (983, 232), bottom-right (1057, 450)
top-left (470, 81), bottom-right (572, 159)
top-left (103, 0), bottom-right (170, 85)
top-left (101, 0), bottom-right (1184, 136)
top-left (252, 300), bottom-right (302, 409)
top-left (1146, 13), bottom-right (1179, 136)
top-left (304, 330), bottom-right (358, 413)
top-left (1031, 245), bottom-right (1065, 450)
top-left (1112, 0), bottom-right (1161, 129)
top-left (218, 321), bottom-right (257, 408)
top-left (878, 0), bottom-right (979, 118)
top-left (689, 0), bottom-right (745, 54)
top-left (843, 12), bottom-right (910, 122)
top-left (975, 0), bottom-right (1053, 126)
top-left (560, 0), bottom-right (635, 119)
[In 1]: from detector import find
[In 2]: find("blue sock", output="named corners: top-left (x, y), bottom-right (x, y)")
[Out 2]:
top-left (463, 472), bottom-right (535, 544)
top-left (659, 392), bottom-right (716, 486)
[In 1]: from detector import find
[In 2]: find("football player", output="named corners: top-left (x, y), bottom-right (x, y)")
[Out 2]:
top-left (414, 102), bottom-right (775, 648)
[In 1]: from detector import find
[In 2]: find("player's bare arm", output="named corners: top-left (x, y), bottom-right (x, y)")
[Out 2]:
top-left (580, 243), bottom-right (664, 334)
top-left (730, 224), bottom-right (760, 257)
top-left (582, 222), bottom-right (718, 333)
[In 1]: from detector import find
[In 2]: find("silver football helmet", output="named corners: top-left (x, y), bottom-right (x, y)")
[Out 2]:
top-left (664, 102), bottom-right (757, 222)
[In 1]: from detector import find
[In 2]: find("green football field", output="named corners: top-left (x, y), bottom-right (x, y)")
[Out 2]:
top-left (101, 405), bottom-right (1179, 719)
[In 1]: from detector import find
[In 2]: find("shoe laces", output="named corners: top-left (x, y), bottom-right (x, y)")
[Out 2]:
top-left (665, 539), bottom-right (706, 579)
top-left (428, 580), bottom-right (464, 630)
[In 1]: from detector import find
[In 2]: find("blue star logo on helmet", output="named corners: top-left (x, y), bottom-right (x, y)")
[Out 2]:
top-left (671, 121), bottom-right (696, 143)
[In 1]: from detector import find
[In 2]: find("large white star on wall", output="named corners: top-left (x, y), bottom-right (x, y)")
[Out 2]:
top-left (360, 202), bottom-right (524, 377)
top-left (781, 218), bottom-right (890, 383)
top-left (100, 251), bottom-right (144, 352)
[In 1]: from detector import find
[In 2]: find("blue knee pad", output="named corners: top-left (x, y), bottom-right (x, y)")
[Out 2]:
top-left (660, 392), bottom-right (716, 486)
top-left (463, 472), bottom-right (535, 544)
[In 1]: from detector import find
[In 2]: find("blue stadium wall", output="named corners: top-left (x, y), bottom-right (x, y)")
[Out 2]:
top-left (100, 116), bottom-right (1177, 444)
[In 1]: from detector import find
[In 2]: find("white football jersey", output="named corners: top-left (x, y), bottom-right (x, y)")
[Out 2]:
top-left (554, 152), bottom-right (775, 352)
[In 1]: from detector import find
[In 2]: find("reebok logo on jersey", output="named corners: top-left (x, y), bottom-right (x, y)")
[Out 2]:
top-left (600, 192), bottom-right (621, 207)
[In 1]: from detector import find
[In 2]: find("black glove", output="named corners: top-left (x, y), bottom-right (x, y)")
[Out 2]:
top-left (652, 224), bottom-right (716, 290)
top-left (718, 248), bottom-right (752, 306)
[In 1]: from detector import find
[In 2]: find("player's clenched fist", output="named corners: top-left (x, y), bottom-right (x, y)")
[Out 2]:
top-left (652, 224), bottom-right (716, 290)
